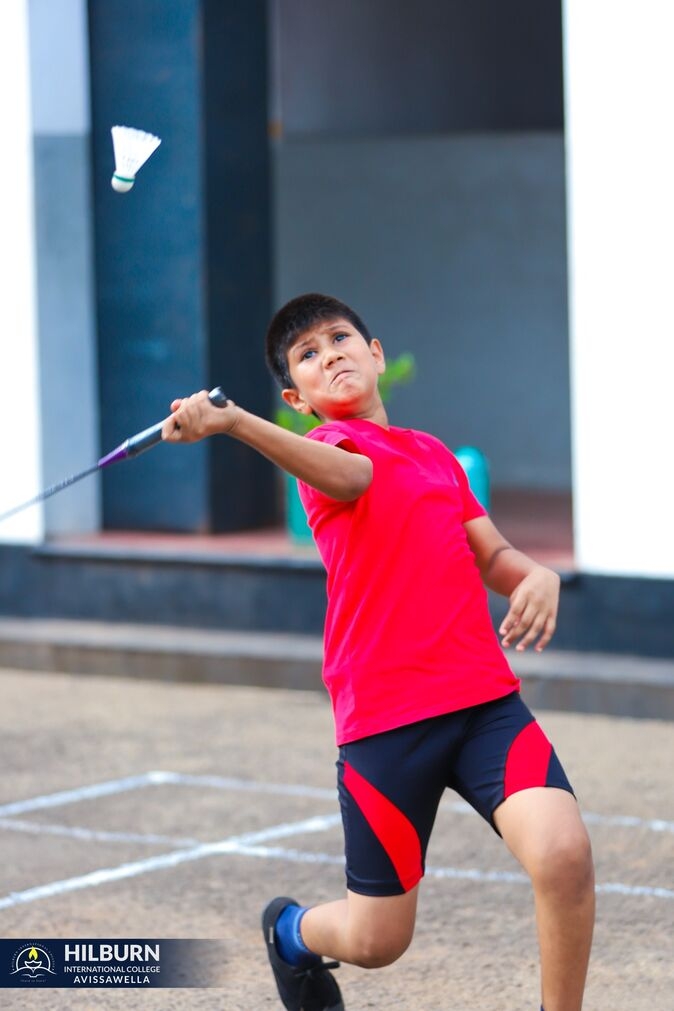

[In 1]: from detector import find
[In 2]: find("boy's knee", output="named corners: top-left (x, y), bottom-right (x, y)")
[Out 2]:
top-left (348, 924), bottom-right (413, 969)
top-left (531, 827), bottom-right (594, 897)
top-left (350, 936), bottom-right (410, 970)
top-left (343, 888), bottom-right (418, 969)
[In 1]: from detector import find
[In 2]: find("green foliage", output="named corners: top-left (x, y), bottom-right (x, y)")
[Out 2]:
top-left (273, 352), bottom-right (416, 434)
top-left (377, 352), bottom-right (416, 403)
top-left (274, 404), bottom-right (321, 435)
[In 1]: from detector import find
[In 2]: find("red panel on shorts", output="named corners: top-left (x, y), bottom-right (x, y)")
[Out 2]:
top-left (504, 720), bottom-right (552, 798)
top-left (343, 761), bottom-right (422, 892)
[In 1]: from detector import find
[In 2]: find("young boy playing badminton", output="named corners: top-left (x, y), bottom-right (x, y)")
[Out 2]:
top-left (163, 293), bottom-right (595, 1011)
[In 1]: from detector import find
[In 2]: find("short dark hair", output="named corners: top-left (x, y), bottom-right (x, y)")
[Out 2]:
top-left (265, 292), bottom-right (372, 388)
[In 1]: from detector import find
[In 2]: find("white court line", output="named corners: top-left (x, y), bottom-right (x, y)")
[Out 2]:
top-left (0, 772), bottom-right (671, 910)
top-left (145, 770), bottom-right (337, 801)
top-left (582, 812), bottom-right (674, 834)
top-left (198, 843), bottom-right (674, 900)
top-left (0, 773), bottom-right (158, 817)
top-left (147, 771), bottom-right (674, 835)
top-left (1, 808), bottom-right (672, 910)
top-left (3, 770), bottom-right (673, 835)
top-left (0, 818), bottom-right (199, 847)
top-left (0, 813), bottom-right (342, 911)
top-left (192, 842), bottom-right (674, 901)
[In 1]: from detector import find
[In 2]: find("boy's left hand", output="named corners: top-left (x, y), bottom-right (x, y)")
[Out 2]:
top-left (499, 566), bottom-right (560, 652)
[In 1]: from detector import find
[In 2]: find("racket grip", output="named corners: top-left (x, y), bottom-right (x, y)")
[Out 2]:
top-left (207, 386), bottom-right (229, 407)
top-left (124, 386), bottom-right (230, 459)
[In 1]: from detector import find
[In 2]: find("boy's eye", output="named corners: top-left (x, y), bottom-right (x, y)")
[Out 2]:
top-left (334, 333), bottom-right (348, 342)
top-left (301, 348), bottom-right (316, 360)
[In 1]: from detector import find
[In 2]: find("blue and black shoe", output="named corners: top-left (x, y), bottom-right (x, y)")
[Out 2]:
top-left (262, 896), bottom-right (345, 1011)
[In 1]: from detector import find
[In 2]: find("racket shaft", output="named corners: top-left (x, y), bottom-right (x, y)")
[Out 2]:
top-left (0, 463), bottom-right (100, 523)
top-left (0, 386), bottom-right (229, 524)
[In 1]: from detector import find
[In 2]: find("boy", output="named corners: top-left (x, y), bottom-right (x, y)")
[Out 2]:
top-left (162, 293), bottom-right (595, 1011)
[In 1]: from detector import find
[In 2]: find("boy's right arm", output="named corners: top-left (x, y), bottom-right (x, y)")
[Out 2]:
top-left (161, 390), bottom-right (372, 502)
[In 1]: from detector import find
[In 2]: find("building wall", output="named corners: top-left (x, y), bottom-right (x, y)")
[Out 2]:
top-left (274, 131), bottom-right (570, 489)
top-left (271, 0), bottom-right (570, 490)
top-left (272, 0), bottom-right (564, 136)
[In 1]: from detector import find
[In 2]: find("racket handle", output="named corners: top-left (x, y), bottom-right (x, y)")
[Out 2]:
top-left (207, 386), bottom-right (229, 407)
top-left (103, 386), bottom-right (230, 464)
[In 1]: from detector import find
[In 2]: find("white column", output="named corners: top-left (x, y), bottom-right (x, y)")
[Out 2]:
top-left (563, 0), bottom-right (674, 578)
top-left (28, 0), bottom-right (100, 535)
top-left (0, 1), bottom-right (42, 543)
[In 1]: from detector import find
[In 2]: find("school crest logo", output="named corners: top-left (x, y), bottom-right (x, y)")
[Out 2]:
top-left (10, 944), bottom-right (57, 982)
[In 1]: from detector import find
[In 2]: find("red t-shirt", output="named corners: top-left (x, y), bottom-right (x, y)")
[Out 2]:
top-left (299, 420), bottom-right (520, 744)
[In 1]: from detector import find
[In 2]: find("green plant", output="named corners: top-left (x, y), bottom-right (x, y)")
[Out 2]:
top-left (273, 352), bottom-right (416, 433)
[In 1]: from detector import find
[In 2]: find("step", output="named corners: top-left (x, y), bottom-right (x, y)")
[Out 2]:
top-left (0, 617), bottom-right (672, 720)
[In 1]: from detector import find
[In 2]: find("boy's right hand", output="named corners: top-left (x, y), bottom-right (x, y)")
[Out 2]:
top-left (161, 390), bottom-right (238, 443)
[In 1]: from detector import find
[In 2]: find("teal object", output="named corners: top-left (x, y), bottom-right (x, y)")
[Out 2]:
top-left (285, 473), bottom-right (314, 544)
top-left (454, 446), bottom-right (491, 510)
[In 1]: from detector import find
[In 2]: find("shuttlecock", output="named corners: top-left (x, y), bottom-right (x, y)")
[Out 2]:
top-left (110, 125), bottom-right (161, 193)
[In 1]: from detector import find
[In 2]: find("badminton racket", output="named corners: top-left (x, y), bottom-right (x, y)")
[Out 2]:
top-left (0, 386), bottom-right (228, 525)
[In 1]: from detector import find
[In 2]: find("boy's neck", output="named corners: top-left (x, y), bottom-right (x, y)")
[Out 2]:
top-left (323, 403), bottom-right (390, 428)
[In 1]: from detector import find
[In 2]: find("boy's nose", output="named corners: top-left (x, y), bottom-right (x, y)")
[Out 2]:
top-left (323, 345), bottom-right (344, 366)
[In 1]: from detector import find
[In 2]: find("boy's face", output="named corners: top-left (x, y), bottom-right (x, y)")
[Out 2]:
top-left (282, 317), bottom-right (385, 421)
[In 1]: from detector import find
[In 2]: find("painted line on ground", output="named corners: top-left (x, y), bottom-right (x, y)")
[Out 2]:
top-left (3, 770), bottom-right (672, 836)
top-left (145, 770), bottom-right (337, 801)
top-left (0, 773), bottom-right (158, 817)
top-left (1, 807), bottom-right (672, 910)
top-left (0, 818), bottom-right (200, 847)
top-left (147, 771), bottom-right (674, 835)
top-left (0, 772), bottom-right (671, 909)
top-left (204, 842), bottom-right (674, 900)
top-left (0, 813), bottom-right (342, 911)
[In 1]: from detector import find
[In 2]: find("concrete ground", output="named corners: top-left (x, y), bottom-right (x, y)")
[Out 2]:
top-left (0, 666), bottom-right (671, 1010)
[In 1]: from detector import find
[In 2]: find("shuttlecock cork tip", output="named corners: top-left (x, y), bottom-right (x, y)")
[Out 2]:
top-left (111, 173), bottom-right (135, 193)
top-left (110, 124), bottom-right (161, 193)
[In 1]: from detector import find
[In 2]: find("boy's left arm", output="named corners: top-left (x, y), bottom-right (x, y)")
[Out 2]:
top-left (464, 515), bottom-right (560, 653)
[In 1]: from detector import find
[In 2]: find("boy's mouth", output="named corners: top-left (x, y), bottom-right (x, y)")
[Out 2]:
top-left (331, 369), bottom-right (355, 387)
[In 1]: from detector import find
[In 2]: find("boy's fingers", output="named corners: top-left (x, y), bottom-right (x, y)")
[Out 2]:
top-left (161, 415), bottom-right (182, 441)
top-left (500, 600), bottom-right (535, 643)
top-left (500, 619), bottom-right (520, 643)
top-left (505, 610), bottom-right (557, 652)
top-left (534, 615), bottom-right (557, 652)
top-left (513, 614), bottom-right (547, 651)
top-left (499, 601), bottom-right (522, 637)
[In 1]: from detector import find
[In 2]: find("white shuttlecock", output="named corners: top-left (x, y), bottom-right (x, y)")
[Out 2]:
top-left (110, 125), bottom-right (161, 193)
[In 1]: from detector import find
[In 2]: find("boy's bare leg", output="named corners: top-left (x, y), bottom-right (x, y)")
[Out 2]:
top-left (494, 787), bottom-right (595, 1011)
top-left (300, 887), bottom-right (419, 969)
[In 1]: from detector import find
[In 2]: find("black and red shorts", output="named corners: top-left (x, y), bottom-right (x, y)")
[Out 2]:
top-left (337, 691), bottom-right (574, 897)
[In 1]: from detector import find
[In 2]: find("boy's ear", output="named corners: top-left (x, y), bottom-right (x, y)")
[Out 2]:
top-left (281, 387), bottom-right (314, 415)
top-left (370, 338), bottom-right (386, 375)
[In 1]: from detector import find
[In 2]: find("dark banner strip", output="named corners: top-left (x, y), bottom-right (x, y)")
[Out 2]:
top-left (0, 939), bottom-right (226, 988)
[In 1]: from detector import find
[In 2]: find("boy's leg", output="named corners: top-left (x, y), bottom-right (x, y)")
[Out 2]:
top-left (494, 787), bottom-right (595, 1011)
top-left (263, 889), bottom-right (417, 1011)
top-left (300, 886), bottom-right (419, 968)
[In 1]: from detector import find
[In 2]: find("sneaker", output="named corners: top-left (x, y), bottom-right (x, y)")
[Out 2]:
top-left (262, 896), bottom-right (345, 1010)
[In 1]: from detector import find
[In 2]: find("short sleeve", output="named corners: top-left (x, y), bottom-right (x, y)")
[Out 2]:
top-left (298, 423), bottom-right (364, 510)
top-left (448, 452), bottom-right (487, 522)
top-left (305, 424), bottom-right (360, 455)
